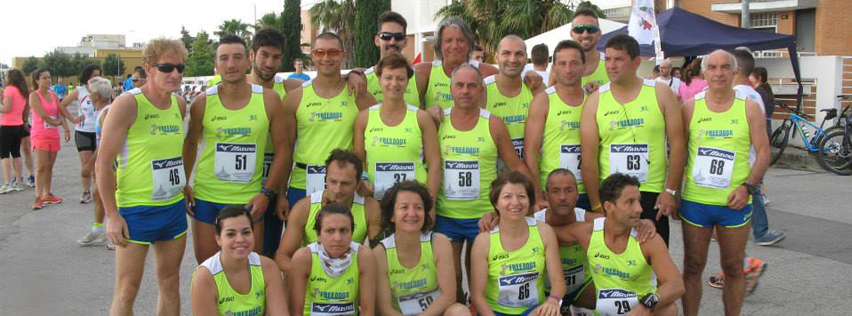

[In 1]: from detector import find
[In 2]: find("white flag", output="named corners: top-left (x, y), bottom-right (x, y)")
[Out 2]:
top-left (628, 0), bottom-right (657, 45)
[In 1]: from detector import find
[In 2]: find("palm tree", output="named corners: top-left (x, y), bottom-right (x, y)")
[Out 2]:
top-left (435, 0), bottom-right (574, 57)
top-left (216, 19), bottom-right (253, 44)
top-left (256, 12), bottom-right (283, 31)
top-left (309, 0), bottom-right (356, 67)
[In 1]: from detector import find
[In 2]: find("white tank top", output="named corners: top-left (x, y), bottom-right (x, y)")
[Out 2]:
top-left (75, 86), bottom-right (97, 133)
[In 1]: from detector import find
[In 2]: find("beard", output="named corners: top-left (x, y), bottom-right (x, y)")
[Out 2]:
top-left (253, 64), bottom-right (275, 81)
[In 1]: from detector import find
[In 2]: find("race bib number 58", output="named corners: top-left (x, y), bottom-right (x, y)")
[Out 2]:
top-left (443, 160), bottom-right (480, 200)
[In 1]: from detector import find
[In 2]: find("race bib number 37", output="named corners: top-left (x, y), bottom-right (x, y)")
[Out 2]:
top-left (214, 143), bottom-right (257, 183)
top-left (443, 160), bottom-right (480, 200)
top-left (151, 156), bottom-right (185, 201)
top-left (609, 144), bottom-right (648, 183)
top-left (692, 147), bottom-right (735, 189)
top-left (374, 162), bottom-right (416, 200)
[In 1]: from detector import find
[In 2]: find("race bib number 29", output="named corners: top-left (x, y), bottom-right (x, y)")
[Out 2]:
top-left (596, 289), bottom-right (638, 316)
top-left (560, 145), bottom-right (583, 183)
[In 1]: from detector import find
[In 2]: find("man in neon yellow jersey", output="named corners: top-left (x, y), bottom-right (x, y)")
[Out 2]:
top-left (182, 35), bottom-right (290, 264)
top-left (483, 35), bottom-right (545, 166)
top-left (275, 149), bottom-right (382, 276)
top-left (97, 38), bottom-right (189, 316)
top-left (435, 63), bottom-right (533, 302)
top-left (524, 40), bottom-right (591, 211)
top-left (679, 49), bottom-right (770, 316)
top-left (363, 11), bottom-right (421, 107)
top-left (571, 8), bottom-right (609, 93)
top-left (281, 32), bottom-right (376, 231)
top-left (560, 173), bottom-right (684, 316)
top-left (580, 34), bottom-right (685, 246)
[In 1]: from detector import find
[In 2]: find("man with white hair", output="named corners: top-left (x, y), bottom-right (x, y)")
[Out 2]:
top-left (679, 49), bottom-right (770, 316)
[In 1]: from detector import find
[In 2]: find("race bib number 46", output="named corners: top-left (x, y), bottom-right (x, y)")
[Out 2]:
top-left (609, 144), bottom-right (648, 183)
top-left (692, 147), bottom-right (735, 189)
top-left (443, 160), bottom-right (480, 200)
top-left (374, 162), bottom-right (416, 200)
top-left (560, 145), bottom-right (583, 183)
top-left (151, 156), bottom-right (185, 201)
top-left (214, 143), bottom-right (257, 183)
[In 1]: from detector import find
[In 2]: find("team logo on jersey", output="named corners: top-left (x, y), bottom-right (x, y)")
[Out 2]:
top-left (730, 118), bottom-right (739, 125)
top-left (249, 115), bottom-right (258, 121)
top-left (603, 110), bottom-right (620, 117)
top-left (369, 127), bottom-right (383, 133)
top-left (211, 115), bottom-right (227, 122)
top-left (310, 111), bottom-right (344, 122)
top-left (640, 105), bottom-right (649, 112)
top-left (500, 262), bottom-right (537, 275)
top-left (698, 117), bottom-right (712, 124)
top-left (144, 114), bottom-right (160, 120)
top-left (593, 252), bottom-right (611, 260)
top-left (216, 127), bottom-right (252, 139)
top-left (696, 129), bottom-right (734, 140)
top-left (150, 124), bottom-right (180, 135)
top-left (560, 120), bottom-right (580, 131)
top-left (628, 260), bottom-right (637, 267)
top-left (390, 268), bottom-right (406, 275)
top-left (594, 264), bottom-right (631, 280)
top-left (310, 276), bottom-right (327, 282)
top-left (503, 115), bottom-right (526, 124)
top-left (306, 102), bottom-right (323, 108)
top-left (492, 252), bottom-right (510, 261)
top-left (477, 137), bottom-right (486, 143)
top-left (218, 296), bottom-right (234, 304)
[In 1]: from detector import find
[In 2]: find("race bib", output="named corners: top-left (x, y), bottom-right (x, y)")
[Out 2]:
top-left (310, 302), bottom-right (356, 316)
top-left (563, 265), bottom-right (586, 294)
top-left (443, 160), bottom-right (480, 200)
top-left (261, 152), bottom-right (274, 186)
top-left (44, 116), bottom-right (58, 129)
top-left (609, 144), bottom-right (648, 183)
top-left (151, 156), bottom-right (185, 201)
top-left (512, 138), bottom-right (525, 159)
top-left (692, 147), bottom-right (735, 189)
top-left (497, 272), bottom-right (540, 309)
top-left (559, 145), bottom-right (583, 183)
top-left (306, 165), bottom-right (327, 194)
top-left (214, 143), bottom-right (257, 183)
top-left (374, 162), bottom-right (416, 200)
top-left (398, 290), bottom-right (441, 316)
top-left (596, 289), bottom-right (638, 316)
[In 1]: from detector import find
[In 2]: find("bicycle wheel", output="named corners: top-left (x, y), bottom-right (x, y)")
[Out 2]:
top-left (816, 129), bottom-right (852, 175)
top-left (769, 120), bottom-right (791, 166)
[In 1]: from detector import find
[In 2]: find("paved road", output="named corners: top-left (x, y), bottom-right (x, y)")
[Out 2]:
top-left (1, 139), bottom-right (851, 315)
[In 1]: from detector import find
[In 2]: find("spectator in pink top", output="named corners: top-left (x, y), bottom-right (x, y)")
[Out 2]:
top-left (678, 58), bottom-right (708, 102)
top-left (28, 69), bottom-right (71, 209)
top-left (0, 69), bottom-right (30, 193)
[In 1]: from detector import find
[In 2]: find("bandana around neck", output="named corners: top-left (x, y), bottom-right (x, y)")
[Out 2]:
top-left (311, 242), bottom-right (358, 278)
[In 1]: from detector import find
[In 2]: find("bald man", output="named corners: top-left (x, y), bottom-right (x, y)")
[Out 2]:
top-left (655, 59), bottom-right (682, 97)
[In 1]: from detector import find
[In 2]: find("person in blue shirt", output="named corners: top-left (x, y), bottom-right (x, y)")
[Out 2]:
top-left (287, 58), bottom-right (311, 81)
top-left (122, 74), bottom-right (133, 92)
top-left (52, 78), bottom-right (68, 101)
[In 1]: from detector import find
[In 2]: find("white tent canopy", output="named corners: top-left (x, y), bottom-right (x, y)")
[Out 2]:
top-left (524, 18), bottom-right (626, 56)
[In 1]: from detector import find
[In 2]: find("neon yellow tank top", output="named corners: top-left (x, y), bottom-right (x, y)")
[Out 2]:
top-left (292, 80), bottom-right (359, 192)
top-left (534, 208), bottom-right (591, 295)
top-left (582, 52), bottom-right (609, 87)
top-left (305, 242), bottom-right (361, 316)
top-left (261, 79), bottom-right (287, 186)
top-left (381, 233), bottom-right (441, 316)
top-left (197, 251), bottom-right (266, 316)
top-left (364, 104), bottom-right (426, 200)
top-left (683, 91), bottom-right (752, 206)
top-left (116, 88), bottom-right (185, 207)
top-left (596, 80), bottom-right (667, 193)
top-left (303, 190), bottom-right (369, 246)
top-left (538, 86), bottom-right (586, 194)
top-left (436, 108), bottom-right (497, 219)
top-left (194, 84), bottom-right (270, 204)
top-left (486, 217), bottom-right (546, 314)
top-left (588, 218), bottom-right (655, 316)
top-left (365, 66), bottom-right (421, 107)
top-left (484, 75), bottom-right (533, 159)
top-left (424, 60), bottom-right (481, 110)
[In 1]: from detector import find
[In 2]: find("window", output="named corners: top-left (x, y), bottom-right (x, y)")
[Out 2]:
top-left (750, 12), bottom-right (777, 32)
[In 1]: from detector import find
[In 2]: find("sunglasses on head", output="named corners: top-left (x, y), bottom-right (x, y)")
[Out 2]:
top-left (378, 32), bottom-right (406, 41)
top-left (152, 63), bottom-right (185, 74)
top-left (572, 24), bottom-right (600, 34)
top-left (312, 48), bottom-right (344, 58)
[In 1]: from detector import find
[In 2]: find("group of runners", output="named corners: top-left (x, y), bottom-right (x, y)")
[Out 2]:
top-left (3, 7), bottom-right (775, 316)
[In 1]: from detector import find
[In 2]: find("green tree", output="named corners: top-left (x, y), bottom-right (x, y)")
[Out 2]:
top-left (435, 0), bottom-right (574, 55)
top-left (309, 0), bottom-right (356, 67)
top-left (186, 31), bottom-right (216, 77)
top-left (352, 0), bottom-right (389, 68)
top-left (22, 56), bottom-right (40, 75)
top-left (180, 26), bottom-right (195, 52)
top-left (71, 53), bottom-right (100, 78)
top-left (216, 19), bottom-right (253, 45)
top-left (102, 54), bottom-right (127, 79)
top-left (41, 50), bottom-right (76, 79)
top-left (257, 12), bottom-right (283, 31)
top-left (576, 1), bottom-right (606, 18)
top-left (281, 0), bottom-right (304, 72)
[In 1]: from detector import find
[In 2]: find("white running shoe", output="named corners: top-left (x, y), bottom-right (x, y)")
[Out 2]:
top-left (77, 230), bottom-right (106, 246)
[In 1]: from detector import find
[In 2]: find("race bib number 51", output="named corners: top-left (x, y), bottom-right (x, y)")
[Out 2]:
top-left (214, 143), bottom-right (256, 183)
top-left (609, 144), bottom-right (648, 183)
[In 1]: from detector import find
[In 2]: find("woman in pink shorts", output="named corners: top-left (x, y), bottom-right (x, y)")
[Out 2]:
top-left (28, 69), bottom-right (70, 209)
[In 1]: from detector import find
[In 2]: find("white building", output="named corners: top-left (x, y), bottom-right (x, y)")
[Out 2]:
top-left (57, 34), bottom-right (128, 57)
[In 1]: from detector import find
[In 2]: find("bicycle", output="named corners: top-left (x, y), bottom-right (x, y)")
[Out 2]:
top-left (768, 103), bottom-right (837, 167)
top-left (817, 106), bottom-right (852, 175)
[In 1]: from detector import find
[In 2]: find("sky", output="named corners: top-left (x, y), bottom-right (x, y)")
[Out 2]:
top-left (0, 0), bottom-right (289, 65)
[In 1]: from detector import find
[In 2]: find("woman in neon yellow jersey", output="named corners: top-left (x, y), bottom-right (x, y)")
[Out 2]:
top-left (289, 203), bottom-right (377, 316)
top-left (470, 171), bottom-right (565, 316)
top-left (373, 181), bottom-right (470, 316)
top-left (191, 206), bottom-right (289, 316)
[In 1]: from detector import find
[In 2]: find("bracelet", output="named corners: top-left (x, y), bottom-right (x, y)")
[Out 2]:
top-left (547, 294), bottom-right (561, 303)
top-left (361, 171), bottom-right (369, 181)
top-left (591, 203), bottom-right (602, 211)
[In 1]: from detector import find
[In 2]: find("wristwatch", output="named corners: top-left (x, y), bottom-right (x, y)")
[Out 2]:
top-left (664, 188), bottom-right (678, 196)
top-left (742, 182), bottom-right (757, 195)
top-left (639, 293), bottom-right (658, 312)
top-left (260, 187), bottom-right (277, 199)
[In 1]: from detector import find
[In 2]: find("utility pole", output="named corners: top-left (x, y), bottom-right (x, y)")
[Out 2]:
top-left (741, 0), bottom-right (750, 28)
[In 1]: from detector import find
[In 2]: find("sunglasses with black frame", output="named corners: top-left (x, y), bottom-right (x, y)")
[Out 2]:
top-left (152, 63), bottom-right (186, 74)
top-left (377, 32), bottom-right (406, 41)
top-left (571, 24), bottom-right (600, 34)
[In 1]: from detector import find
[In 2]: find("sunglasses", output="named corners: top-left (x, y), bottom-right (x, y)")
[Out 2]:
top-left (312, 48), bottom-right (344, 58)
top-left (572, 24), bottom-right (600, 34)
top-left (152, 63), bottom-right (185, 74)
top-left (378, 32), bottom-right (406, 41)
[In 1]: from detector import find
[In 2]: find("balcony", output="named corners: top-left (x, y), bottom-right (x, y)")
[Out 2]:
top-left (711, 0), bottom-right (817, 13)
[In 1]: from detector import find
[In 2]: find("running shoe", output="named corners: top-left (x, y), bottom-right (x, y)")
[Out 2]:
top-left (13, 181), bottom-right (25, 192)
top-left (745, 257), bottom-right (767, 295)
top-left (762, 194), bottom-right (770, 205)
top-left (80, 191), bottom-right (92, 204)
top-left (755, 230), bottom-right (786, 246)
top-left (77, 230), bottom-right (106, 246)
top-left (106, 241), bottom-right (116, 250)
top-left (31, 197), bottom-right (44, 210)
top-left (42, 194), bottom-right (63, 205)
top-left (708, 271), bottom-right (725, 289)
top-left (0, 183), bottom-right (11, 194)
top-left (26, 175), bottom-right (35, 187)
